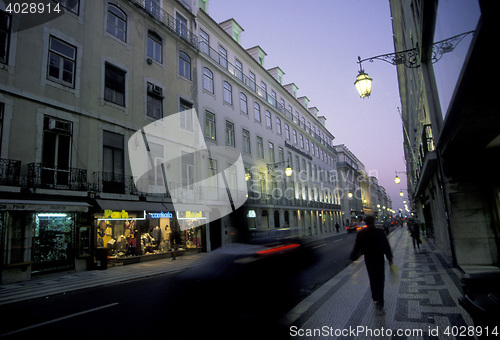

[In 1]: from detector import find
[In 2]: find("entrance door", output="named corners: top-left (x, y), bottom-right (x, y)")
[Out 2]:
top-left (33, 213), bottom-right (75, 273)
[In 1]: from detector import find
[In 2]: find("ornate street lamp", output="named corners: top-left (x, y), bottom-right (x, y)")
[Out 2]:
top-left (354, 57), bottom-right (373, 98)
top-left (355, 30), bottom-right (474, 99)
top-left (267, 161), bottom-right (293, 177)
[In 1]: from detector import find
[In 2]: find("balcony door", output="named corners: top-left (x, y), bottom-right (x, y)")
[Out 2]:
top-left (41, 116), bottom-right (72, 187)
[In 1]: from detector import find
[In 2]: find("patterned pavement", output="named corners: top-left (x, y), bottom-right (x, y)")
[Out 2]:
top-left (283, 226), bottom-right (476, 339)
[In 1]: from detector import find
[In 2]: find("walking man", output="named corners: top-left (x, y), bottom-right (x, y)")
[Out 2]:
top-left (349, 215), bottom-right (393, 314)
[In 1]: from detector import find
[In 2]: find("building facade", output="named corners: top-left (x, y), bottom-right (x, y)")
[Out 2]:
top-left (390, 0), bottom-right (499, 269)
top-left (194, 8), bottom-right (342, 243)
top-left (0, 0), bottom-right (201, 283)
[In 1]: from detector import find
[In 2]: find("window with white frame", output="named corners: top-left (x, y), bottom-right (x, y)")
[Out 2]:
top-left (107, 4), bottom-right (127, 42)
top-left (225, 121), bottom-right (235, 147)
top-left (219, 45), bottom-right (227, 69)
top-left (104, 63), bottom-right (126, 106)
top-left (200, 29), bottom-right (209, 55)
top-left (179, 51), bottom-right (191, 79)
top-left (147, 82), bottom-right (163, 119)
top-left (284, 123), bottom-right (290, 139)
top-left (256, 136), bottom-right (264, 159)
top-left (47, 36), bottom-right (76, 87)
top-left (268, 142), bottom-right (275, 163)
top-left (179, 98), bottom-right (193, 131)
top-left (276, 117), bottom-right (282, 134)
top-left (203, 67), bottom-right (213, 93)
top-left (223, 81), bottom-right (232, 104)
top-left (240, 93), bottom-right (248, 114)
top-left (242, 129), bottom-right (251, 154)
top-left (205, 111), bottom-right (216, 140)
top-left (147, 31), bottom-right (162, 63)
top-left (265, 111), bottom-right (272, 129)
top-left (254, 102), bottom-right (261, 122)
top-left (144, 0), bottom-right (160, 18)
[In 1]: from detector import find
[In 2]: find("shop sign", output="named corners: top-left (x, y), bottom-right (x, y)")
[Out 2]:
top-left (104, 209), bottom-right (129, 219)
top-left (185, 211), bottom-right (202, 218)
top-left (148, 212), bottom-right (173, 219)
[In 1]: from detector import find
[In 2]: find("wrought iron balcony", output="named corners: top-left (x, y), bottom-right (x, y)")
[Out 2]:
top-left (0, 158), bottom-right (21, 186)
top-left (28, 163), bottom-right (88, 191)
top-left (128, 0), bottom-right (198, 48)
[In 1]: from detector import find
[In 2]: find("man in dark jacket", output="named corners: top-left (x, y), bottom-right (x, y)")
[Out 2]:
top-left (350, 215), bottom-right (393, 314)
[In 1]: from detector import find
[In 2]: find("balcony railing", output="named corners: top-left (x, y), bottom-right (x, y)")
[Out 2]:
top-left (28, 163), bottom-right (88, 191)
top-left (128, 0), bottom-right (198, 48)
top-left (0, 158), bottom-right (21, 186)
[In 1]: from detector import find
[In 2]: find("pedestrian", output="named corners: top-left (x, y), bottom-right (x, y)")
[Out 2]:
top-left (410, 218), bottom-right (421, 250)
top-left (170, 227), bottom-right (182, 260)
top-left (349, 215), bottom-right (393, 314)
top-left (335, 223), bottom-right (340, 233)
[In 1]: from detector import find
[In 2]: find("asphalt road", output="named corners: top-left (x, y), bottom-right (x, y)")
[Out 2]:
top-left (0, 232), bottom-right (357, 339)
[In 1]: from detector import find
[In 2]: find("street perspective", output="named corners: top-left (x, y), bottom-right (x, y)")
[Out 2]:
top-left (0, 0), bottom-right (499, 339)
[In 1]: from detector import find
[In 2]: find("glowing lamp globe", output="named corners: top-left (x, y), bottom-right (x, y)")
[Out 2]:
top-left (354, 70), bottom-right (373, 98)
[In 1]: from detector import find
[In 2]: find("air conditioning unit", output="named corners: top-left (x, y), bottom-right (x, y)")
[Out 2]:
top-left (48, 118), bottom-right (72, 133)
top-left (147, 83), bottom-right (163, 96)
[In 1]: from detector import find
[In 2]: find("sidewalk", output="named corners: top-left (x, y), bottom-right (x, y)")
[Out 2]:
top-left (0, 253), bottom-right (205, 306)
top-left (282, 226), bottom-right (474, 339)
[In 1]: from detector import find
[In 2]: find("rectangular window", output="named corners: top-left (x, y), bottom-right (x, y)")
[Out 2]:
top-left (200, 29), bottom-right (209, 55)
top-left (41, 116), bottom-right (72, 187)
top-left (147, 83), bottom-right (163, 119)
top-left (256, 136), bottom-right (264, 159)
top-left (265, 111), bottom-right (272, 129)
top-left (235, 59), bottom-right (243, 81)
top-left (219, 45), bottom-right (227, 69)
top-left (240, 93), bottom-right (248, 114)
top-left (254, 103), bottom-right (261, 122)
top-left (104, 63), bottom-right (126, 106)
top-left (144, 0), bottom-right (160, 18)
top-left (103, 130), bottom-right (125, 193)
top-left (278, 147), bottom-right (284, 163)
top-left (1, 10), bottom-right (11, 64)
top-left (225, 121), bottom-right (235, 147)
top-left (223, 81), bottom-right (232, 104)
top-left (179, 51), bottom-right (191, 79)
top-left (203, 67), bottom-right (213, 93)
top-left (242, 129), bottom-right (251, 153)
top-left (285, 123), bottom-right (290, 139)
top-left (276, 117), bottom-right (282, 134)
top-left (205, 111), bottom-right (215, 140)
top-left (147, 31), bottom-right (162, 63)
top-left (47, 36), bottom-right (76, 87)
top-left (179, 99), bottom-right (193, 131)
top-left (268, 142), bottom-right (275, 163)
top-left (249, 71), bottom-right (256, 91)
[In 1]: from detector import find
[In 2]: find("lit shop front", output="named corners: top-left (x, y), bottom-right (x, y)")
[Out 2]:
top-left (0, 200), bottom-right (90, 284)
top-left (92, 200), bottom-right (206, 265)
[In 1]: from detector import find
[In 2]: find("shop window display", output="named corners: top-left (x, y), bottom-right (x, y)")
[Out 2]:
top-left (95, 211), bottom-right (203, 259)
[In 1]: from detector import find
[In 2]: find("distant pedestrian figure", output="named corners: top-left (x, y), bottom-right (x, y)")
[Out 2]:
top-left (410, 218), bottom-right (421, 250)
top-left (335, 223), bottom-right (340, 233)
top-left (349, 215), bottom-right (393, 314)
top-left (170, 228), bottom-right (182, 260)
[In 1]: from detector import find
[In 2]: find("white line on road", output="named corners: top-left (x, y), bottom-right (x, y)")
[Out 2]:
top-left (0, 302), bottom-right (119, 337)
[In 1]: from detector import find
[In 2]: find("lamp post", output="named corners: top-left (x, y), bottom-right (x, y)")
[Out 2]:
top-left (394, 171), bottom-right (406, 184)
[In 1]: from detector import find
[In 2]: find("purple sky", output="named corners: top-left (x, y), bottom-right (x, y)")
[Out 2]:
top-left (208, 0), bottom-right (407, 212)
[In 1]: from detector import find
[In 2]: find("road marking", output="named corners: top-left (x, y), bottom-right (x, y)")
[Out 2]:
top-left (312, 243), bottom-right (326, 249)
top-left (0, 302), bottom-right (119, 336)
top-left (333, 239), bottom-right (342, 243)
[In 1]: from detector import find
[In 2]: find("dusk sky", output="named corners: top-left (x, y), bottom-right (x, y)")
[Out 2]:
top-left (208, 0), bottom-right (407, 212)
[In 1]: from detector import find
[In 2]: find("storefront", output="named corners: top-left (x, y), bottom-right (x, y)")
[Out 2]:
top-left (93, 200), bottom-right (207, 266)
top-left (0, 199), bottom-right (90, 284)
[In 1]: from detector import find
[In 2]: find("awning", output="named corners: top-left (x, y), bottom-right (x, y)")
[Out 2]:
top-left (0, 199), bottom-right (91, 212)
top-left (95, 199), bottom-right (167, 212)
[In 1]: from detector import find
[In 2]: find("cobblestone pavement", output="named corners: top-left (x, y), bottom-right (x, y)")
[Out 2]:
top-left (283, 227), bottom-right (476, 339)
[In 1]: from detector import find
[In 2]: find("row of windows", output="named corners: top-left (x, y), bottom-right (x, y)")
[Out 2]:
top-left (199, 27), bottom-right (333, 149)
top-left (203, 80), bottom-right (333, 169)
top-left (204, 111), bottom-right (337, 178)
